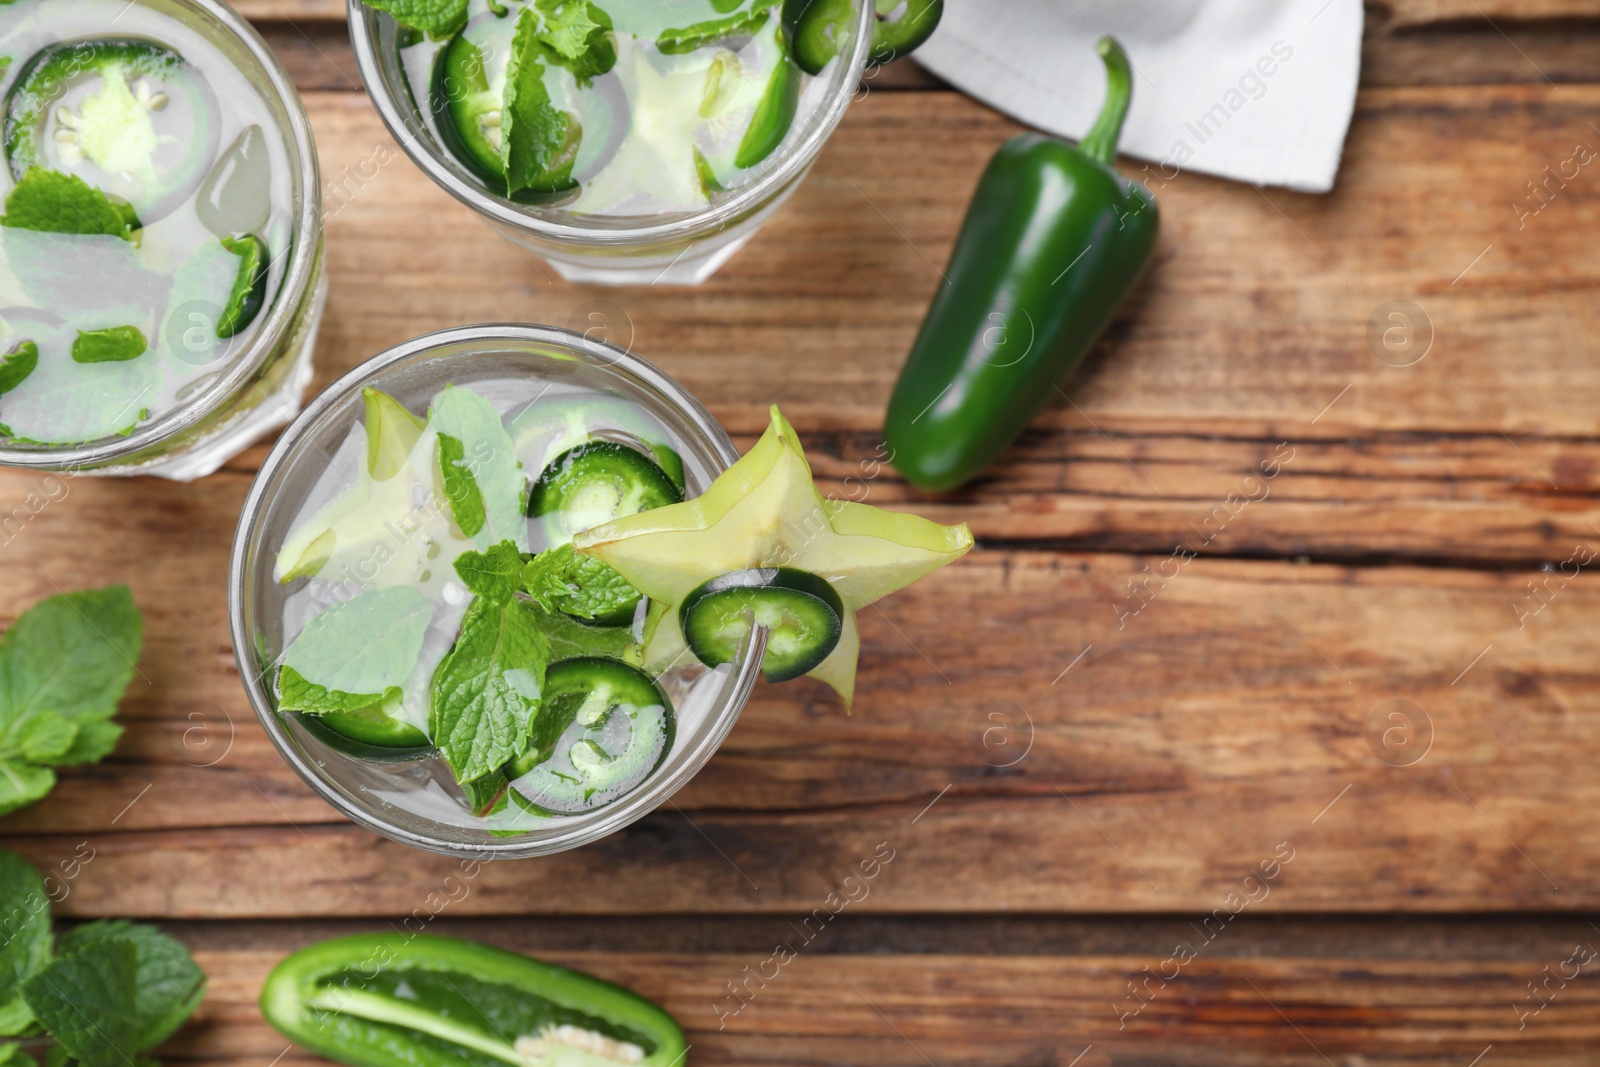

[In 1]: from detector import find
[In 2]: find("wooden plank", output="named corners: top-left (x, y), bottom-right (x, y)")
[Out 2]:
top-left (2, 539), bottom-right (1597, 913)
top-left (139, 918), bottom-right (1600, 1066)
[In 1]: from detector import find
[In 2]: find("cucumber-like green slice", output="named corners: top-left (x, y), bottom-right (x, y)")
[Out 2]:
top-left (4, 38), bottom-right (220, 223)
top-left (735, 29), bottom-right (801, 169)
top-left (216, 234), bottom-right (270, 338)
top-left (529, 440), bottom-right (685, 545)
top-left (680, 567), bottom-right (843, 682)
top-left (786, 0), bottom-right (942, 73)
top-left (430, 21), bottom-right (509, 184)
top-left (505, 657), bottom-right (674, 815)
top-left (299, 703), bottom-right (434, 762)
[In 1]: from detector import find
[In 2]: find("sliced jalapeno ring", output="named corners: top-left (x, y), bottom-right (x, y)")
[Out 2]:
top-left (505, 658), bottom-right (674, 816)
top-left (681, 566), bottom-right (844, 682)
top-left (786, 0), bottom-right (943, 74)
top-left (3, 38), bottom-right (221, 223)
top-left (529, 440), bottom-right (685, 545)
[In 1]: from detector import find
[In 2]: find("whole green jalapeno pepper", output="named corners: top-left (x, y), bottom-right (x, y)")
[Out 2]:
top-left (883, 36), bottom-right (1160, 492)
top-left (261, 933), bottom-right (687, 1067)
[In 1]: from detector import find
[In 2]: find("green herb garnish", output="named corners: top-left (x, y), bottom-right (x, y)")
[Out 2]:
top-left (0, 341), bottom-right (37, 396)
top-left (277, 587), bottom-right (433, 709)
top-left (520, 542), bottom-right (638, 621)
top-left (72, 325), bottom-right (147, 364)
top-left (0, 587), bottom-right (141, 817)
top-left (437, 432), bottom-right (487, 539)
top-left (0, 169), bottom-right (138, 239)
top-left (429, 592), bottom-right (551, 785)
top-left (361, 0), bottom-right (469, 38)
top-left (0, 848), bottom-right (204, 1055)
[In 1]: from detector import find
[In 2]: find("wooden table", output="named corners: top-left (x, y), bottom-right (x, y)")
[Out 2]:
top-left (4, 2), bottom-right (1600, 1064)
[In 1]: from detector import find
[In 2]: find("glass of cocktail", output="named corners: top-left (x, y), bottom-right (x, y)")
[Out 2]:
top-left (230, 324), bottom-right (762, 858)
top-left (347, 0), bottom-right (876, 285)
top-left (0, 0), bottom-right (323, 480)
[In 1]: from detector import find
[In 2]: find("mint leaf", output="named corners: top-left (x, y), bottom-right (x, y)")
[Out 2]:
top-left (537, 0), bottom-right (599, 59)
top-left (430, 597), bottom-right (551, 783)
top-left (280, 587), bottom-right (432, 697)
top-left (72, 326), bottom-right (147, 364)
top-left (453, 541), bottom-right (525, 604)
top-left (502, 9), bottom-right (578, 197)
top-left (541, 608), bottom-right (640, 665)
top-left (58, 922), bottom-right (204, 1050)
top-left (22, 938), bottom-right (140, 1067)
top-left (1, 170), bottom-right (137, 239)
top-left (276, 665), bottom-right (394, 716)
top-left (428, 385), bottom-right (527, 551)
top-left (437, 433), bottom-right (486, 539)
top-left (2, 709), bottom-right (78, 764)
top-left (520, 544), bottom-right (639, 621)
top-left (0, 763), bottom-right (55, 820)
top-left (0, 342), bottom-right (36, 396)
top-left (535, 0), bottom-right (615, 81)
top-left (361, 0), bottom-right (469, 37)
top-left (460, 770), bottom-right (508, 816)
top-left (53, 719), bottom-right (122, 767)
top-left (0, 848), bottom-right (52, 1036)
top-left (0, 587), bottom-right (141, 723)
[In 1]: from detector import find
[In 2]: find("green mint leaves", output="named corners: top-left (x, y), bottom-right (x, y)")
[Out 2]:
top-left (438, 432), bottom-right (487, 539)
top-left (520, 543), bottom-right (638, 622)
top-left (0, 169), bottom-right (139, 240)
top-left (0, 587), bottom-right (142, 817)
top-left (0, 851), bottom-right (51, 1035)
top-left (428, 385), bottom-right (527, 551)
top-left (361, 0), bottom-right (469, 38)
top-left (0, 342), bottom-right (37, 396)
top-left (72, 325), bottom-right (148, 364)
top-left (502, 11), bottom-right (574, 198)
top-left (0, 847), bottom-right (204, 1060)
top-left (453, 541), bottom-right (525, 604)
top-left (429, 593), bottom-right (551, 785)
top-left (278, 587), bottom-right (433, 704)
top-left (500, 1), bottom-right (618, 196)
top-left (277, 666), bottom-right (400, 716)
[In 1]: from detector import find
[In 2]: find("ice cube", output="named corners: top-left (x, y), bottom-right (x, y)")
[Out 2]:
top-left (197, 125), bottom-right (272, 237)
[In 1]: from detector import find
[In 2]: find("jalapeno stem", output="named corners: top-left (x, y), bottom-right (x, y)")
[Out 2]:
top-left (1078, 35), bottom-right (1131, 166)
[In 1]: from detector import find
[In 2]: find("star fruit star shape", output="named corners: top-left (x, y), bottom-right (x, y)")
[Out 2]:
top-left (574, 406), bottom-right (973, 707)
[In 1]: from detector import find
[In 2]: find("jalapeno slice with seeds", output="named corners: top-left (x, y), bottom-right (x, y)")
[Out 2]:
top-left (3, 37), bottom-right (220, 223)
top-left (681, 566), bottom-right (843, 681)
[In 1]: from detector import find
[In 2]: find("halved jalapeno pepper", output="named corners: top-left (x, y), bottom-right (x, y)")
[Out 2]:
top-left (261, 933), bottom-right (687, 1067)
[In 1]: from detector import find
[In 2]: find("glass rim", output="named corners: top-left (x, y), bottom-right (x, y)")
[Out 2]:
top-left (228, 323), bottom-right (764, 859)
top-left (0, 0), bottom-right (323, 470)
top-left (346, 0), bottom-right (874, 246)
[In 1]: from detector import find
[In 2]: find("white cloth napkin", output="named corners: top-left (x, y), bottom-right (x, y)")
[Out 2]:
top-left (911, 0), bottom-right (1364, 193)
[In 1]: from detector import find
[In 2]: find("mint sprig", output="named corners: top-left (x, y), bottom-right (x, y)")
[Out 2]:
top-left (278, 587), bottom-right (433, 701)
top-left (0, 587), bottom-right (142, 817)
top-left (0, 849), bottom-right (203, 1062)
top-left (360, 0), bottom-right (469, 38)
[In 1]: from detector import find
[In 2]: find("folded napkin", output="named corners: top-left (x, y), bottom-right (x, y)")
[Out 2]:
top-left (912, 0), bottom-right (1364, 193)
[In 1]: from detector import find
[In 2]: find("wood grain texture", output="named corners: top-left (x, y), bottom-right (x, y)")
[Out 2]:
top-left (260, 87), bottom-right (1600, 563)
top-left (142, 917), bottom-right (1600, 1067)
